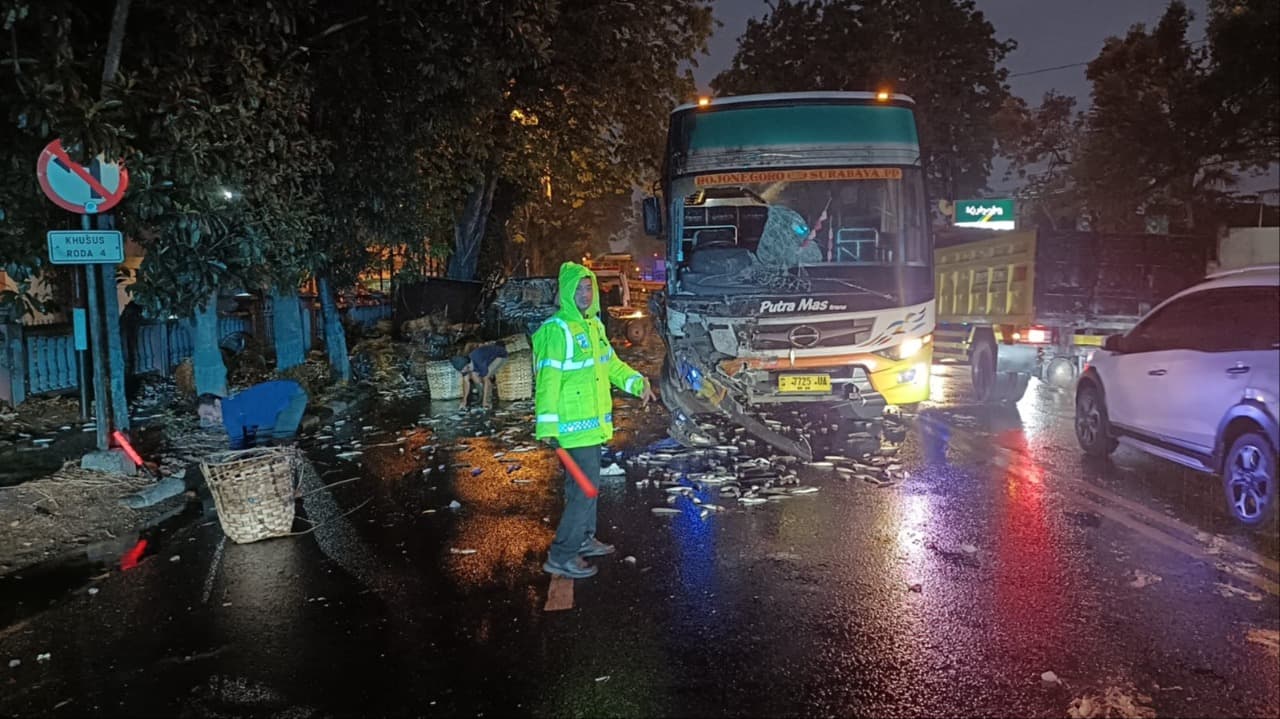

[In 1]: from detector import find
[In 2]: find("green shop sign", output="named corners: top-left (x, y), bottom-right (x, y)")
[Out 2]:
top-left (954, 199), bottom-right (1015, 230)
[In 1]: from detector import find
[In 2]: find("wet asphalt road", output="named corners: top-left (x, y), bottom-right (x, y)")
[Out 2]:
top-left (1, 349), bottom-right (1278, 718)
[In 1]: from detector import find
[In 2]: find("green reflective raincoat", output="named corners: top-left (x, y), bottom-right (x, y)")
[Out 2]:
top-left (532, 262), bottom-right (646, 449)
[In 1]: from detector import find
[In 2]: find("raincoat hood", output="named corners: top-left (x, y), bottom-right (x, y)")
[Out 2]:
top-left (557, 262), bottom-right (599, 321)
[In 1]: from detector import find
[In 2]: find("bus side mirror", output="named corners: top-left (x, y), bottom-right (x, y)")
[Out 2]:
top-left (642, 196), bottom-right (663, 236)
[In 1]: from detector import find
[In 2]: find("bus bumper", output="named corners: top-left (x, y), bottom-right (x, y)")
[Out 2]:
top-left (867, 346), bottom-right (932, 406)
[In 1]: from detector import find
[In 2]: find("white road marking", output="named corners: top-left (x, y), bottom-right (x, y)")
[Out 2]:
top-left (201, 535), bottom-right (227, 605)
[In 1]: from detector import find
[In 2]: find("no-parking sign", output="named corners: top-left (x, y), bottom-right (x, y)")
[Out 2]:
top-left (35, 138), bottom-right (129, 214)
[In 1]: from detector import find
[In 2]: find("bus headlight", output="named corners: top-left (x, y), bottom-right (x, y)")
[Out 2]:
top-left (897, 335), bottom-right (929, 360)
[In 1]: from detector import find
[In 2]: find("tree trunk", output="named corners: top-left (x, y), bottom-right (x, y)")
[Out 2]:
top-left (192, 295), bottom-right (227, 397)
top-left (271, 287), bottom-right (305, 371)
top-left (317, 273), bottom-right (350, 383)
top-left (447, 174), bottom-right (498, 280)
top-left (101, 0), bottom-right (131, 86)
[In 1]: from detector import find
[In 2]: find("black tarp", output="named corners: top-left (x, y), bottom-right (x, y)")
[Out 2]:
top-left (393, 278), bottom-right (484, 326)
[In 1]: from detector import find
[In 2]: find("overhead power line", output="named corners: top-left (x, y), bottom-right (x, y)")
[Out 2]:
top-left (1008, 38), bottom-right (1209, 79)
top-left (1009, 62), bottom-right (1088, 79)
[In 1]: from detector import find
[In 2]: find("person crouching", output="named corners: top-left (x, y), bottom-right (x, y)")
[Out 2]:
top-left (450, 343), bottom-right (509, 410)
top-left (195, 379), bottom-right (309, 449)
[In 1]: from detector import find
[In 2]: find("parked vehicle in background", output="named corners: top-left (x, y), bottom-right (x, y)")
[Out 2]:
top-left (585, 255), bottom-right (652, 343)
top-left (933, 228), bottom-right (1209, 402)
top-left (643, 91), bottom-right (936, 457)
top-left (1075, 265), bottom-right (1280, 528)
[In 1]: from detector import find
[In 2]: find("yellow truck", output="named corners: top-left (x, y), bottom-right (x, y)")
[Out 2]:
top-left (932, 228), bottom-right (1208, 402)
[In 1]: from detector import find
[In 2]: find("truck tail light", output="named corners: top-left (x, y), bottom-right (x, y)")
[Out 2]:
top-left (1026, 328), bottom-right (1050, 344)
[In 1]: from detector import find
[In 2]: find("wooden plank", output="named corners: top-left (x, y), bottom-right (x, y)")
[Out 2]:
top-left (544, 576), bottom-right (575, 612)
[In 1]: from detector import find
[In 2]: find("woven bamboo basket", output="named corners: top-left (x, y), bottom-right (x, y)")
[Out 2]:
top-left (502, 333), bottom-right (531, 353)
top-left (426, 360), bottom-right (464, 399)
top-left (201, 447), bottom-right (308, 544)
top-left (495, 350), bottom-right (534, 400)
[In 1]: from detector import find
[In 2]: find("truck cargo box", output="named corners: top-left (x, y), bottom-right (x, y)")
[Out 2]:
top-left (935, 228), bottom-right (1209, 331)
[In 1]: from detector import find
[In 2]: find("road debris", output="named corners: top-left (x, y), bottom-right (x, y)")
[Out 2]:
top-left (449, 548), bottom-right (478, 555)
top-left (651, 507), bottom-right (681, 515)
top-left (448, 500), bottom-right (462, 511)
top-left (1215, 581), bottom-right (1264, 602)
top-left (1127, 570), bottom-right (1162, 589)
top-left (1067, 684), bottom-right (1156, 719)
top-left (623, 555), bottom-right (637, 566)
top-left (595, 675), bottom-right (610, 683)
top-left (37, 653), bottom-right (51, 663)
top-left (1041, 671), bottom-right (1062, 688)
top-left (8, 659), bottom-right (19, 669)
top-left (1246, 628), bottom-right (1280, 657)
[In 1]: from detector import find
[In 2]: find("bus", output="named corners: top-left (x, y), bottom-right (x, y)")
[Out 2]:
top-left (643, 92), bottom-right (935, 452)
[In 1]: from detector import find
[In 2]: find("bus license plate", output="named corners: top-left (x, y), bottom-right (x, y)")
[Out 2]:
top-left (777, 375), bottom-right (831, 393)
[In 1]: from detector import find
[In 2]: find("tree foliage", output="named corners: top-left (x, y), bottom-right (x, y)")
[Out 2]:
top-left (994, 91), bottom-right (1083, 229)
top-left (1070, 1), bottom-right (1277, 231)
top-left (995, 1), bottom-right (1278, 233)
top-left (447, 0), bottom-right (713, 280)
top-left (0, 1), bottom-right (124, 314)
top-left (1206, 0), bottom-right (1279, 165)
top-left (120, 0), bottom-right (330, 314)
top-left (1, 0), bottom-right (711, 325)
top-left (1, 0), bottom-right (329, 317)
top-left (712, 0), bottom-right (1015, 200)
top-left (308, 0), bottom-right (555, 288)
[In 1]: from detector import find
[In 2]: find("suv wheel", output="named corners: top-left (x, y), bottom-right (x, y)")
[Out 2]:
top-left (1222, 432), bottom-right (1277, 528)
top-left (1075, 383), bottom-right (1117, 457)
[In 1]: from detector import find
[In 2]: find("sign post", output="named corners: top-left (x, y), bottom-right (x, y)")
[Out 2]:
top-left (35, 138), bottom-right (130, 451)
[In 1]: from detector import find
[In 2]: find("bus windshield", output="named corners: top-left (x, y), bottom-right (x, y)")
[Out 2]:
top-left (673, 168), bottom-right (929, 279)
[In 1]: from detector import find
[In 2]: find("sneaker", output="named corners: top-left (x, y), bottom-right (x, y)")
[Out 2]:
top-left (543, 557), bottom-right (598, 579)
top-left (578, 538), bottom-right (616, 558)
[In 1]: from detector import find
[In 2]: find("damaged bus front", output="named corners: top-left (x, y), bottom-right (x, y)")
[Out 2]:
top-left (643, 92), bottom-right (935, 455)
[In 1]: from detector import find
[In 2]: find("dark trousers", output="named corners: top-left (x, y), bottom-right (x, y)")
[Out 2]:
top-left (549, 444), bottom-right (601, 564)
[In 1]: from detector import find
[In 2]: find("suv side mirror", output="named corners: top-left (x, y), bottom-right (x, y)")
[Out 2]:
top-left (1103, 334), bottom-right (1126, 353)
top-left (641, 196), bottom-right (663, 236)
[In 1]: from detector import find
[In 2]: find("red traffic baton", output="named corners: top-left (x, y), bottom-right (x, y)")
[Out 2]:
top-left (555, 447), bottom-right (599, 499)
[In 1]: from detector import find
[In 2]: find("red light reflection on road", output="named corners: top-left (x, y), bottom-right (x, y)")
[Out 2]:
top-left (120, 539), bottom-right (147, 571)
top-left (993, 429), bottom-right (1066, 653)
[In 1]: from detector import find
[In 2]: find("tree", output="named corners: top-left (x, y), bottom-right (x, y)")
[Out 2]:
top-left (1205, 0), bottom-right (1279, 166)
top-left (994, 91), bottom-right (1084, 229)
top-left (713, 0), bottom-right (1015, 201)
top-left (1073, 1), bottom-right (1272, 231)
top-left (119, 0), bottom-right (330, 318)
top-left (445, 0), bottom-right (713, 280)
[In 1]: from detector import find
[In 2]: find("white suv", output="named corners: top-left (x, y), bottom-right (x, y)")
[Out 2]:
top-left (1075, 265), bottom-right (1280, 528)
